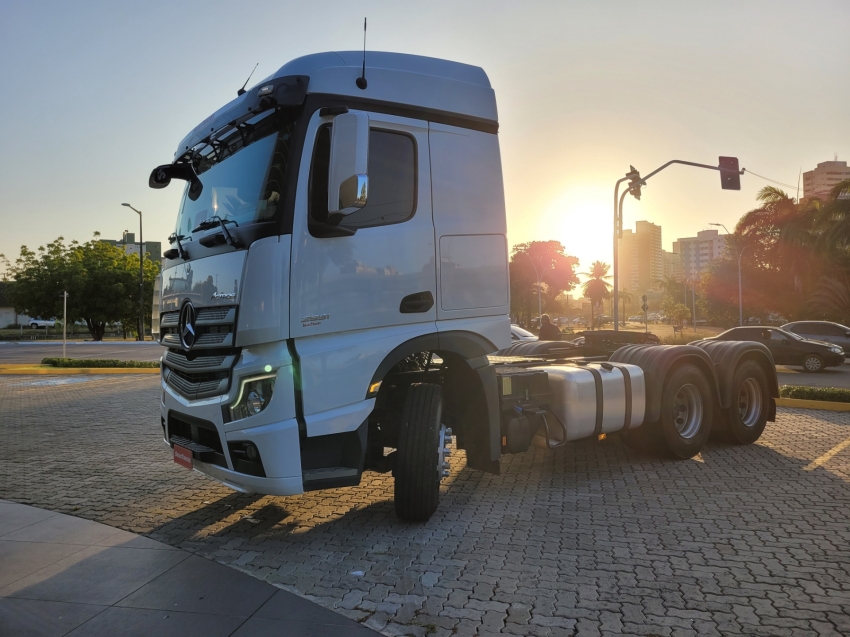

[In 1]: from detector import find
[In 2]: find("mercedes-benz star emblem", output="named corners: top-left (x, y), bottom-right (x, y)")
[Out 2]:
top-left (178, 301), bottom-right (197, 350)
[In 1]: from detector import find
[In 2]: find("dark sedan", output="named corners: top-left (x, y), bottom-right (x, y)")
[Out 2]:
top-left (704, 326), bottom-right (845, 372)
top-left (781, 321), bottom-right (850, 355)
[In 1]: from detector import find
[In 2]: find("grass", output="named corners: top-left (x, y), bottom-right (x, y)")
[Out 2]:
top-left (779, 385), bottom-right (850, 404)
top-left (41, 358), bottom-right (159, 368)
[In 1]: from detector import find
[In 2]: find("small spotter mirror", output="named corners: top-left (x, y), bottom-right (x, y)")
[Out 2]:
top-left (327, 112), bottom-right (369, 216)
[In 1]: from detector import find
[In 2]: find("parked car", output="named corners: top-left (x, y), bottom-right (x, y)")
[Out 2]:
top-left (510, 324), bottom-right (538, 342)
top-left (702, 326), bottom-right (844, 372)
top-left (29, 318), bottom-right (56, 329)
top-left (781, 321), bottom-right (850, 355)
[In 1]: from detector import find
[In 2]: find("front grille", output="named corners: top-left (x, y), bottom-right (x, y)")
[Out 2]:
top-left (165, 368), bottom-right (229, 400)
top-left (165, 351), bottom-right (227, 370)
top-left (160, 304), bottom-right (238, 399)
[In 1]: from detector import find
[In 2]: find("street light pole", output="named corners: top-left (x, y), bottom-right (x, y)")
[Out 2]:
top-left (122, 203), bottom-right (145, 341)
top-left (61, 291), bottom-right (68, 358)
top-left (710, 222), bottom-right (750, 327)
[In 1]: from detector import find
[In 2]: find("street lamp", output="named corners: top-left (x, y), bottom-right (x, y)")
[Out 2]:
top-left (518, 251), bottom-right (543, 325)
top-left (710, 222), bottom-right (751, 327)
top-left (121, 203), bottom-right (145, 341)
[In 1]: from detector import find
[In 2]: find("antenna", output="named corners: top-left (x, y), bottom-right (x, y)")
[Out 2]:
top-left (356, 18), bottom-right (368, 90)
top-left (237, 63), bottom-right (259, 97)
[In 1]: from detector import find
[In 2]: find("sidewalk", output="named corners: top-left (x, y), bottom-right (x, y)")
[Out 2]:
top-left (0, 500), bottom-right (379, 637)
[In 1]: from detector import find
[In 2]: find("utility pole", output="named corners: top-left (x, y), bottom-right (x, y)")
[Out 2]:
top-left (520, 251), bottom-right (542, 325)
top-left (710, 222), bottom-right (751, 327)
top-left (122, 204), bottom-right (145, 341)
top-left (61, 291), bottom-right (68, 358)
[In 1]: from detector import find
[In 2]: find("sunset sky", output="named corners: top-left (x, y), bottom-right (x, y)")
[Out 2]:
top-left (1, 0), bottom-right (848, 286)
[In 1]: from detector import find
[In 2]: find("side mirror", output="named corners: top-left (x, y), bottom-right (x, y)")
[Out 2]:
top-left (149, 163), bottom-right (204, 201)
top-left (327, 112), bottom-right (369, 216)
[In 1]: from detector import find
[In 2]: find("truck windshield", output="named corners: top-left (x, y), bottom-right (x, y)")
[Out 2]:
top-left (174, 112), bottom-right (296, 237)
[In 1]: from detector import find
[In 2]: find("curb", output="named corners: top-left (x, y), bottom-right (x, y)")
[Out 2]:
top-left (776, 397), bottom-right (850, 412)
top-left (0, 365), bottom-right (160, 375)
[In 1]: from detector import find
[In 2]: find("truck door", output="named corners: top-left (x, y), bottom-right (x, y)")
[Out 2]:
top-left (289, 110), bottom-right (436, 425)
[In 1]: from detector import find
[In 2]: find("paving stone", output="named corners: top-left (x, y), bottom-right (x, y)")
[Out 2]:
top-left (2, 378), bottom-right (850, 635)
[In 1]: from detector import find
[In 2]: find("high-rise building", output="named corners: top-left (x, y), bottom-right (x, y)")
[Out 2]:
top-left (662, 250), bottom-right (683, 282)
top-left (803, 159), bottom-right (850, 201)
top-left (618, 221), bottom-right (663, 295)
top-left (673, 229), bottom-right (727, 281)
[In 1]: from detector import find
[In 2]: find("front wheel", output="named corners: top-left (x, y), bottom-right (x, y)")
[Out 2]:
top-left (657, 364), bottom-right (713, 459)
top-left (394, 383), bottom-right (443, 522)
top-left (802, 354), bottom-right (824, 373)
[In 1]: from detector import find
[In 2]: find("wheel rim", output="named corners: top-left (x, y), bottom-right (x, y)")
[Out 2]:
top-left (737, 378), bottom-right (762, 427)
top-left (805, 356), bottom-right (822, 371)
top-left (672, 383), bottom-right (703, 439)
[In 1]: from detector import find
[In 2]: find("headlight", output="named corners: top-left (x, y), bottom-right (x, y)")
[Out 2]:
top-left (230, 373), bottom-right (276, 421)
top-left (831, 346), bottom-right (843, 354)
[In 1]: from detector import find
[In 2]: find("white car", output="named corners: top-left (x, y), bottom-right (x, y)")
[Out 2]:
top-left (511, 324), bottom-right (538, 341)
top-left (29, 318), bottom-right (56, 329)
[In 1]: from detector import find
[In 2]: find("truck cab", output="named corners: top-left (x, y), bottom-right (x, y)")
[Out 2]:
top-left (153, 52), bottom-right (511, 517)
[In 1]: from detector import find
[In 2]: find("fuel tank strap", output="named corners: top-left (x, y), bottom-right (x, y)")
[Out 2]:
top-left (607, 364), bottom-right (633, 431)
top-left (586, 366), bottom-right (604, 436)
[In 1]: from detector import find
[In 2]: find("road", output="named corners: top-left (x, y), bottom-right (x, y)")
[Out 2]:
top-left (776, 362), bottom-right (850, 388)
top-left (0, 342), bottom-right (163, 364)
top-left (2, 375), bottom-right (849, 636)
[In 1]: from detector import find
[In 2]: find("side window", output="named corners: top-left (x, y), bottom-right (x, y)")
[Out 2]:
top-left (309, 123), bottom-right (417, 230)
top-left (821, 324), bottom-right (842, 336)
top-left (768, 330), bottom-right (786, 342)
top-left (799, 324), bottom-right (822, 335)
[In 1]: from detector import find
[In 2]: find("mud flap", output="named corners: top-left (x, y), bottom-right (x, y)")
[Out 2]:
top-left (463, 357), bottom-right (500, 474)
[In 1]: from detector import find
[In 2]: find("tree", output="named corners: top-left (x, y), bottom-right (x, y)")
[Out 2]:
top-left (510, 241), bottom-right (579, 324)
top-left (2, 234), bottom-right (160, 341)
top-left (580, 261), bottom-right (612, 329)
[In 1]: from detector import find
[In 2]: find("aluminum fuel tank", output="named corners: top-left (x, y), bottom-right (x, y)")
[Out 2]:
top-left (531, 363), bottom-right (646, 441)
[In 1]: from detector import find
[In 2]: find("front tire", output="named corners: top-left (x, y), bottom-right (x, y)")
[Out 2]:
top-left (394, 383), bottom-right (443, 522)
top-left (802, 354), bottom-right (824, 373)
top-left (657, 364), bottom-right (713, 459)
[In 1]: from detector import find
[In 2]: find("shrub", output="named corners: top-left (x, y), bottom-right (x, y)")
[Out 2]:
top-left (779, 385), bottom-right (850, 403)
top-left (41, 358), bottom-right (159, 368)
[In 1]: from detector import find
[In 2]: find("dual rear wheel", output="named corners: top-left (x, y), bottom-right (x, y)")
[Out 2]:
top-left (625, 361), bottom-right (769, 458)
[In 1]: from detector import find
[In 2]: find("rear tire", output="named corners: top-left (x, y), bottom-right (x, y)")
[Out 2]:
top-left (656, 364), bottom-right (713, 459)
top-left (723, 360), bottom-right (769, 444)
top-left (802, 354), bottom-right (824, 373)
top-left (394, 383), bottom-right (442, 522)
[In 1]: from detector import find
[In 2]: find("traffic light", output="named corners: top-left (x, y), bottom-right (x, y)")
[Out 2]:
top-left (719, 156), bottom-right (741, 190)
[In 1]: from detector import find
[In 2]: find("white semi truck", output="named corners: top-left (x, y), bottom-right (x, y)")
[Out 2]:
top-left (149, 51), bottom-right (778, 521)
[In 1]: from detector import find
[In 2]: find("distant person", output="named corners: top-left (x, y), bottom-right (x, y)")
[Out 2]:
top-left (538, 314), bottom-right (561, 341)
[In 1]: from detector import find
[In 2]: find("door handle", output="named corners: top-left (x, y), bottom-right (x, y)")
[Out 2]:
top-left (400, 291), bottom-right (434, 314)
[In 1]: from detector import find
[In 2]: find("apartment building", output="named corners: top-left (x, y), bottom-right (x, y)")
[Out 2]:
top-left (672, 229), bottom-right (727, 281)
top-left (803, 159), bottom-right (850, 201)
top-left (618, 221), bottom-right (663, 295)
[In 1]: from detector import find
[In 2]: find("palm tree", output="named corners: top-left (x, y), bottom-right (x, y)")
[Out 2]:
top-left (581, 261), bottom-right (612, 330)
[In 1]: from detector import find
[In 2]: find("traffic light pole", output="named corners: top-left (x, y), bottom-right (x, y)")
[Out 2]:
top-left (612, 157), bottom-right (742, 333)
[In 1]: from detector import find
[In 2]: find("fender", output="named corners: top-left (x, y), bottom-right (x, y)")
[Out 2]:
top-left (609, 344), bottom-right (721, 423)
top-left (369, 330), bottom-right (501, 475)
top-left (689, 340), bottom-right (779, 421)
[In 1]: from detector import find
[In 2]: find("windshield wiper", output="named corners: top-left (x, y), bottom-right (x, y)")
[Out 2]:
top-left (195, 216), bottom-right (243, 249)
top-left (165, 233), bottom-right (190, 260)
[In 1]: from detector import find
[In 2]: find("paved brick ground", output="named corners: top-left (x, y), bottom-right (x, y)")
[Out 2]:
top-left (2, 375), bottom-right (850, 636)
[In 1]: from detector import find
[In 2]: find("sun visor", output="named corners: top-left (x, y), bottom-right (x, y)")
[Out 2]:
top-left (174, 75), bottom-right (309, 159)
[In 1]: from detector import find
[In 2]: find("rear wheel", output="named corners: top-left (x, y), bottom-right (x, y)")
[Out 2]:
top-left (656, 364), bottom-right (713, 459)
top-left (802, 354), bottom-right (824, 372)
top-left (722, 360), bottom-right (769, 444)
top-left (394, 383), bottom-right (443, 522)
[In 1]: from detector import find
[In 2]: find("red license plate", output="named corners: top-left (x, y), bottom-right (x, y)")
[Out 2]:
top-left (173, 444), bottom-right (193, 469)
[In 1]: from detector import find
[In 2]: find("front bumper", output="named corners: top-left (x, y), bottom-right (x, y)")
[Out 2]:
top-left (160, 342), bottom-right (304, 495)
